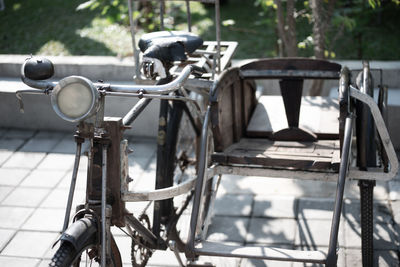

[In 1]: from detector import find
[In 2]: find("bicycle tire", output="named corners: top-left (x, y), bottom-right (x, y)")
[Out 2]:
top-left (155, 99), bottom-right (213, 251)
top-left (359, 180), bottom-right (375, 267)
top-left (49, 222), bottom-right (122, 267)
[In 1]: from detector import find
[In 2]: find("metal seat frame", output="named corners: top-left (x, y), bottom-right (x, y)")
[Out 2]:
top-left (185, 60), bottom-right (398, 266)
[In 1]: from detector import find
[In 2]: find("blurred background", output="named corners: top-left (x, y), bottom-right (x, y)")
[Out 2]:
top-left (1, 0), bottom-right (400, 60)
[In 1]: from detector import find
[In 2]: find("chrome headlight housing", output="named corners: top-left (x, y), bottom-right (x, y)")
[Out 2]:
top-left (51, 76), bottom-right (99, 122)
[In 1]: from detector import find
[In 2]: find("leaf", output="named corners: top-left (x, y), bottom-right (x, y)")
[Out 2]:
top-left (298, 41), bottom-right (306, 49)
top-left (368, 0), bottom-right (381, 9)
top-left (76, 0), bottom-right (96, 11)
top-left (222, 19), bottom-right (235, 26)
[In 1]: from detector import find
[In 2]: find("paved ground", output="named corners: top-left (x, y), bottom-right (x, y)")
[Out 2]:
top-left (0, 128), bottom-right (399, 267)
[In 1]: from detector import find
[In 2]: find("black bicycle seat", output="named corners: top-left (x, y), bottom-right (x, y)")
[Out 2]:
top-left (139, 31), bottom-right (203, 63)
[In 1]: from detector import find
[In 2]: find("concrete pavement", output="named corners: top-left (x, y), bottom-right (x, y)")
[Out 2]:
top-left (0, 128), bottom-right (399, 266)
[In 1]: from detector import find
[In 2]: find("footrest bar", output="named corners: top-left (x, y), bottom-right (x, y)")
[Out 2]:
top-left (194, 241), bottom-right (327, 264)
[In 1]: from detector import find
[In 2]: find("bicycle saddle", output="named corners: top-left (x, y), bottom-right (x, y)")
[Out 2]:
top-left (139, 31), bottom-right (203, 63)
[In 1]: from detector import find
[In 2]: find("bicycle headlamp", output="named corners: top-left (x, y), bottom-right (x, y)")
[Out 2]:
top-left (51, 76), bottom-right (99, 122)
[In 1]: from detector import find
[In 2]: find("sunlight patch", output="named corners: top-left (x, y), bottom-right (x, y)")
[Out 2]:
top-left (76, 18), bottom-right (132, 57)
top-left (37, 41), bottom-right (71, 56)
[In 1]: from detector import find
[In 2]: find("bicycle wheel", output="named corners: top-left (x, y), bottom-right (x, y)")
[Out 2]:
top-left (154, 99), bottom-right (214, 251)
top-left (49, 219), bottom-right (122, 267)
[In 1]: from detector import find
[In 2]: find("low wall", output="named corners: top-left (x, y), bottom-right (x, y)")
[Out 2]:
top-left (1, 55), bottom-right (399, 148)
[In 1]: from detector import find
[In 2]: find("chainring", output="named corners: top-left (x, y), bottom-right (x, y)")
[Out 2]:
top-left (131, 214), bottom-right (153, 267)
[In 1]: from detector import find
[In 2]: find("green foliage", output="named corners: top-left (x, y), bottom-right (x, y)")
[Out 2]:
top-left (0, 0), bottom-right (131, 56)
top-left (1, 0), bottom-right (399, 59)
top-left (76, 0), bottom-right (129, 24)
top-left (255, 0), bottom-right (400, 59)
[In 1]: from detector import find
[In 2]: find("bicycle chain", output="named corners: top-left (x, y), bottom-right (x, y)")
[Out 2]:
top-left (131, 213), bottom-right (153, 267)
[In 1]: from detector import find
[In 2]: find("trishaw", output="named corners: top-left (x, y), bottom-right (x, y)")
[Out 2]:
top-left (17, 1), bottom-right (398, 266)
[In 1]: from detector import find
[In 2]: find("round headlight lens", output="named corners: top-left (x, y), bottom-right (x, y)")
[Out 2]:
top-left (51, 76), bottom-right (99, 122)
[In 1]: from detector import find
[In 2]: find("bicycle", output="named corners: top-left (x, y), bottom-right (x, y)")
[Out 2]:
top-left (17, 1), bottom-right (237, 266)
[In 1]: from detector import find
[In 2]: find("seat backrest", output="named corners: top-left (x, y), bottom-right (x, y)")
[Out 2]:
top-left (210, 58), bottom-right (344, 151)
top-left (210, 67), bottom-right (256, 152)
top-left (239, 58), bottom-right (342, 80)
top-left (240, 58), bottom-right (342, 142)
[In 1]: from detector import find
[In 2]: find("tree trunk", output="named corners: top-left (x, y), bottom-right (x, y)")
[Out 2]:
top-left (274, 0), bottom-right (297, 57)
top-left (309, 0), bottom-right (337, 96)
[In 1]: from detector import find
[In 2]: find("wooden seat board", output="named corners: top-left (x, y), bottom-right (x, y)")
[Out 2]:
top-left (212, 138), bottom-right (340, 172)
top-left (246, 96), bottom-right (339, 139)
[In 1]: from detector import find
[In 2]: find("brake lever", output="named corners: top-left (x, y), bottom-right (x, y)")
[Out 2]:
top-left (15, 88), bottom-right (51, 113)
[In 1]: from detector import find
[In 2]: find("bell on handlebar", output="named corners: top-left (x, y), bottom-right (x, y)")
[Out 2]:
top-left (23, 57), bottom-right (54, 80)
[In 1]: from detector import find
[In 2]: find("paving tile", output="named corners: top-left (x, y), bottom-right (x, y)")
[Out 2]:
top-left (127, 141), bottom-right (155, 168)
top-left (0, 168), bottom-right (30, 186)
top-left (218, 175), bottom-right (300, 196)
top-left (0, 229), bottom-right (16, 251)
top-left (0, 256), bottom-right (40, 267)
top-left (388, 180), bottom-right (400, 200)
top-left (125, 201), bottom-right (154, 221)
top-left (197, 255), bottom-right (241, 267)
top-left (253, 196), bottom-right (297, 219)
top-left (37, 259), bottom-right (52, 267)
top-left (35, 131), bottom-right (67, 139)
top-left (0, 206), bottom-right (34, 228)
top-left (21, 208), bottom-right (64, 232)
top-left (57, 170), bottom-right (87, 190)
top-left (344, 180), bottom-right (389, 200)
top-left (129, 163), bottom-right (156, 191)
top-left (36, 153), bottom-right (75, 170)
top-left (115, 236), bottom-right (180, 266)
top-left (146, 248), bottom-right (181, 266)
top-left (104, 234), bottom-right (179, 266)
top-left (214, 194), bottom-right (253, 217)
top-left (219, 176), bottom-right (338, 198)
top-left (374, 250), bottom-right (400, 267)
top-left (40, 188), bottom-right (85, 209)
top-left (2, 151), bottom-right (46, 169)
top-left (343, 220), bottom-right (399, 250)
top-left (0, 138), bottom-right (26, 165)
top-left (0, 150), bottom-right (13, 166)
top-left (206, 216), bottom-right (249, 243)
top-left (19, 136), bottom-right (60, 153)
top-left (114, 235), bottom-right (133, 264)
top-left (297, 198), bottom-right (334, 220)
top-left (295, 219), bottom-right (345, 248)
top-left (174, 214), bottom-right (190, 241)
top-left (77, 155), bottom-right (89, 171)
top-left (0, 138), bottom-right (25, 151)
top-left (0, 186), bottom-right (13, 202)
top-left (3, 129), bottom-right (35, 139)
top-left (1, 231), bottom-right (57, 258)
top-left (1, 187), bottom-right (50, 207)
top-left (391, 200), bottom-right (400, 225)
top-left (240, 257), bottom-right (292, 267)
top-left (50, 135), bottom-right (80, 154)
top-left (291, 180), bottom-right (338, 198)
top-left (343, 198), bottom-right (393, 224)
top-left (20, 169), bottom-right (66, 188)
top-left (247, 218), bottom-right (296, 245)
top-left (345, 248), bottom-right (399, 267)
top-left (290, 247), bottom-right (346, 267)
top-left (128, 138), bottom-right (157, 157)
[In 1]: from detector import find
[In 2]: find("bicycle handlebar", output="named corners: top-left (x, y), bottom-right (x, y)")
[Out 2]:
top-left (107, 65), bottom-right (194, 94)
top-left (21, 61), bottom-right (195, 96)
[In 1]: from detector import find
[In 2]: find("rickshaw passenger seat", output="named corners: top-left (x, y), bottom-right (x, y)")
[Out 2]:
top-left (139, 31), bottom-right (203, 63)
